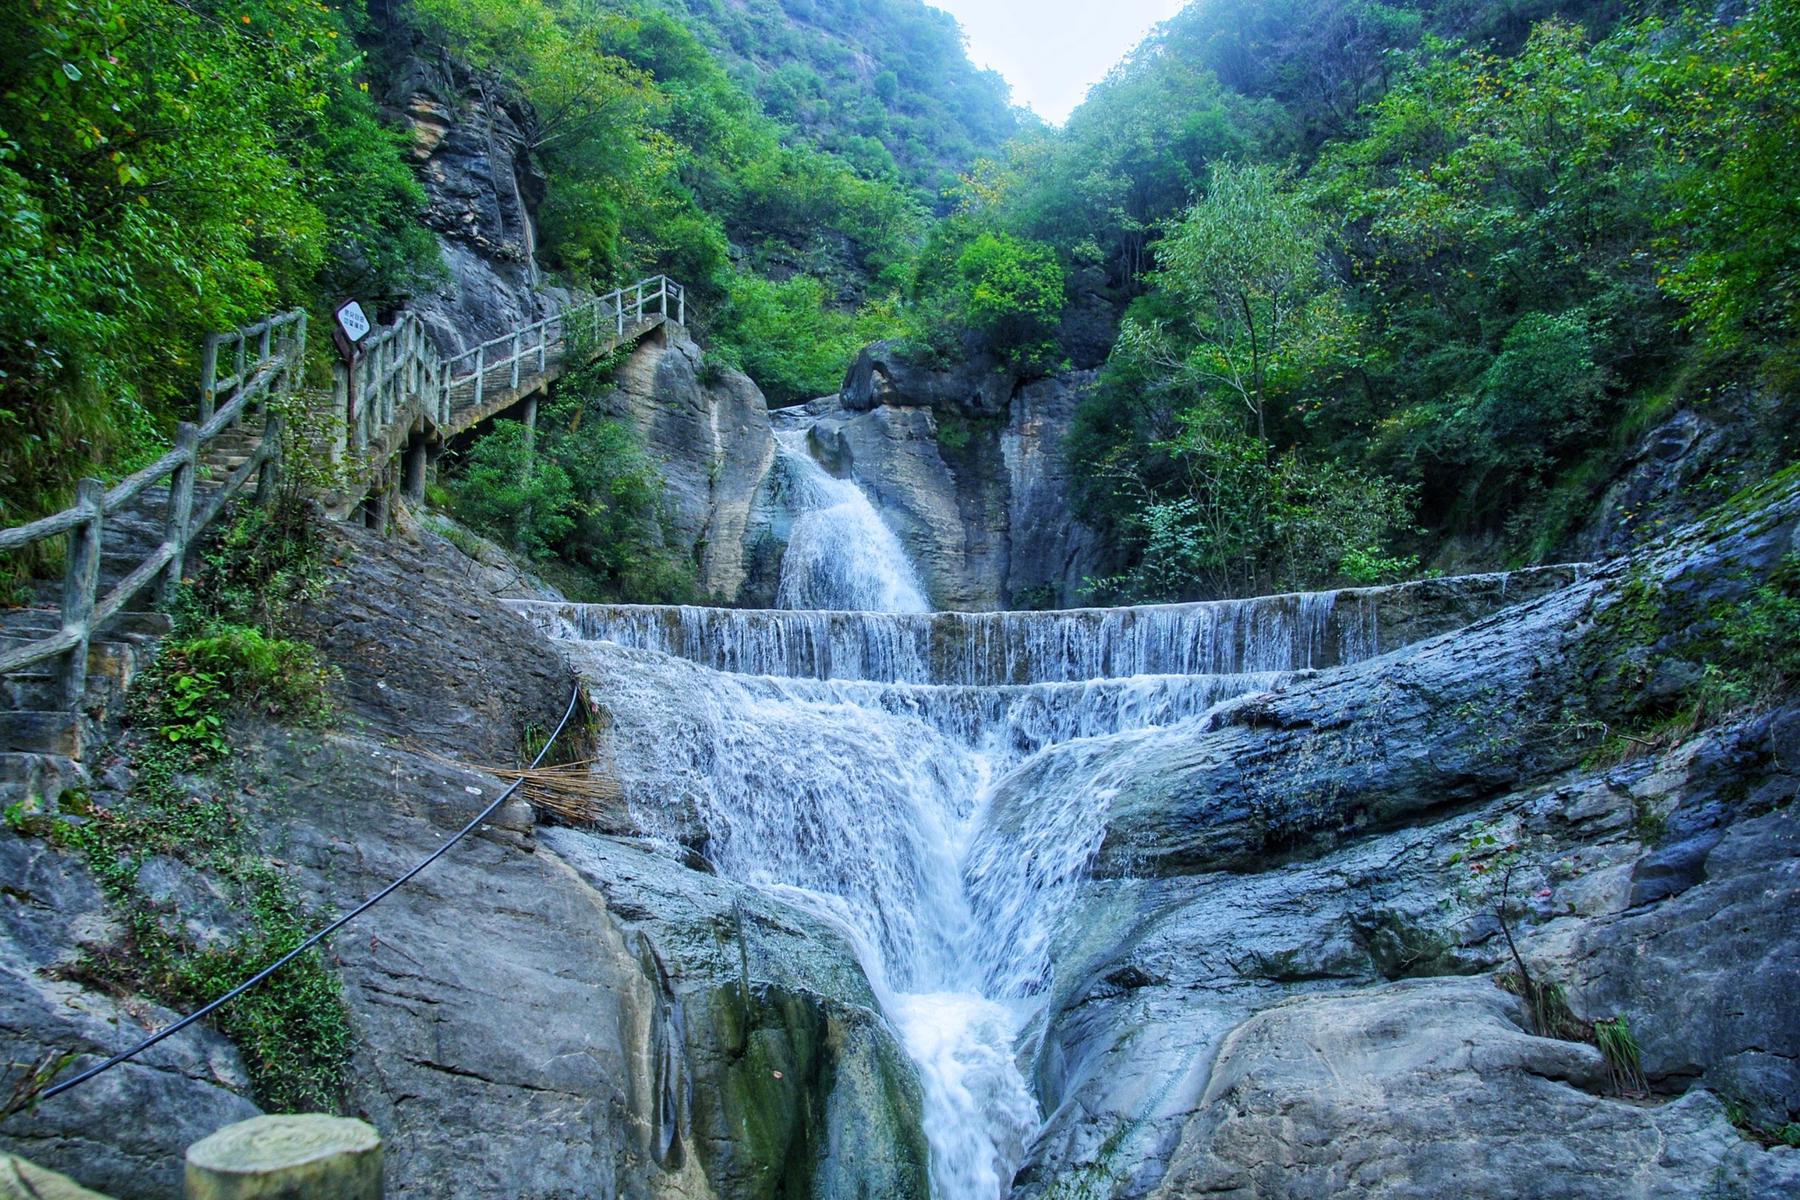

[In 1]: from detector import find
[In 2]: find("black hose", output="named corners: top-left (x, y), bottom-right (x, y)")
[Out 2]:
top-left (34, 682), bottom-right (585, 1105)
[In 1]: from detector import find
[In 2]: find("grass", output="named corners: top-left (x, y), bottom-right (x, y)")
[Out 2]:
top-left (1593, 1015), bottom-right (1649, 1097)
top-left (1723, 1097), bottom-right (1800, 1149)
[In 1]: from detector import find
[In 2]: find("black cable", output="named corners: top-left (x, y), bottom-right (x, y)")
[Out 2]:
top-left (34, 683), bottom-right (584, 1105)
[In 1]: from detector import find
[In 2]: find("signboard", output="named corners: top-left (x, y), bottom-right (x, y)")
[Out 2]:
top-left (334, 299), bottom-right (372, 346)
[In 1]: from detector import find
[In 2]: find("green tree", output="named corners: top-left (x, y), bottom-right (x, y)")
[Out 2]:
top-left (1132, 161), bottom-right (1348, 444)
top-left (0, 0), bottom-right (436, 526)
top-left (449, 420), bottom-right (575, 560)
top-left (1644, 3), bottom-right (1800, 362)
top-left (1090, 402), bottom-right (1414, 601)
top-left (954, 231), bottom-right (1065, 368)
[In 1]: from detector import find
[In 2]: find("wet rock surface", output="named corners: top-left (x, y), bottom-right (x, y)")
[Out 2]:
top-left (1003, 487), bottom-right (1800, 1197)
top-left (803, 346), bottom-right (1113, 609)
top-left (0, 515), bottom-right (926, 1199)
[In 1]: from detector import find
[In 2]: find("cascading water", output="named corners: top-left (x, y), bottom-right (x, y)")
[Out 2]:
top-left (773, 428), bottom-right (930, 613)
top-left (521, 428), bottom-right (1390, 1198)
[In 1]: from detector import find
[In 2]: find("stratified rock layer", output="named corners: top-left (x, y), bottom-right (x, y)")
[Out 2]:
top-left (1003, 484), bottom-right (1800, 1198)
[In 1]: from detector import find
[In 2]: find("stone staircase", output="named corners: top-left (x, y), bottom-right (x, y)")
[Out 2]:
top-left (201, 424), bottom-right (266, 478)
top-left (0, 485), bottom-right (186, 813)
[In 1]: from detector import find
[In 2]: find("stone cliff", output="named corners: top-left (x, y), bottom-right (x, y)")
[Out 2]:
top-left (996, 482), bottom-right (1800, 1197)
top-left (799, 342), bottom-right (1113, 610)
top-left (370, 7), bottom-right (565, 354)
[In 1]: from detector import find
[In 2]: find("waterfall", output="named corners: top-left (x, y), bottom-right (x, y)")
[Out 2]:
top-left (511, 589), bottom-right (1381, 685)
top-left (773, 429), bottom-right (931, 613)
top-left (523, 435), bottom-right (1397, 1198)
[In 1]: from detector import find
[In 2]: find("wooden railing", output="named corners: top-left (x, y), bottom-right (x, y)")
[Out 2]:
top-left (0, 275), bottom-right (687, 709)
top-left (0, 312), bottom-right (305, 704)
top-left (339, 274), bottom-right (685, 457)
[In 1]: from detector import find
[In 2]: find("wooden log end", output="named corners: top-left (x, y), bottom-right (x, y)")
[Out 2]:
top-left (186, 1115), bottom-right (381, 1200)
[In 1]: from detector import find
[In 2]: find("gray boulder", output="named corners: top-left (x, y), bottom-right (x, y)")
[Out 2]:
top-left (603, 326), bottom-right (778, 605)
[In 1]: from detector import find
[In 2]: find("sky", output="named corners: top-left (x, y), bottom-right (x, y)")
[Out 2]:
top-left (926, 0), bottom-right (1192, 125)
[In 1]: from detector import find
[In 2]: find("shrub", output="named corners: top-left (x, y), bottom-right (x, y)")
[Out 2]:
top-left (448, 420), bottom-right (576, 561)
top-left (955, 232), bottom-right (1065, 369)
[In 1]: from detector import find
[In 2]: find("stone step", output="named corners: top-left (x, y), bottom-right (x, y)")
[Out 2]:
top-left (0, 752), bottom-right (89, 811)
top-left (0, 670), bottom-right (59, 710)
top-left (1, 609), bottom-right (171, 641)
top-left (0, 710), bottom-right (88, 757)
top-left (1, 632), bottom-right (155, 704)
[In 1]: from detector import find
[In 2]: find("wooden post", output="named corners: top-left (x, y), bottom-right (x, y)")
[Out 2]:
top-left (162, 423), bottom-right (199, 606)
top-left (232, 337), bottom-right (247, 425)
top-left (678, 285), bottom-right (685, 327)
top-left (254, 415), bottom-right (282, 505)
top-left (402, 434), bottom-right (428, 504)
top-left (200, 334), bottom-right (222, 424)
top-left (635, 283), bottom-right (644, 324)
top-left (58, 479), bottom-right (104, 709)
top-left (510, 331), bottom-right (521, 389)
top-left (474, 345), bottom-right (485, 410)
top-left (293, 311), bottom-right (308, 390)
top-left (186, 1114), bottom-right (381, 1200)
top-left (538, 320), bottom-right (549, 372)
top-left (522, 394), bottom-right (539, 452)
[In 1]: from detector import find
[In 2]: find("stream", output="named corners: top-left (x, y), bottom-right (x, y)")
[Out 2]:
top-left (514, 426), bottom-right (1389, 1197)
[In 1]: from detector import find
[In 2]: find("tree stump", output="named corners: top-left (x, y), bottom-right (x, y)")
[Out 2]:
top-left (1, 1153), bottom-right (116, 1200)
top-left (185, 1115), bottom-right (381, 1199)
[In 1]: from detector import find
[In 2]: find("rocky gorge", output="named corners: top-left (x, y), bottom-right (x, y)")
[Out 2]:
top-left (2, 9), bottom-right (1796, 1196)
top-left (3, 152), bottom-right (1798, 1183)
top-left (5, 433), bottom-right (1796, 1197)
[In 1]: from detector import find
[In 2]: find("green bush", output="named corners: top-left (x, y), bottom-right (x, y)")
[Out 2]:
top-left (446, 394), bottom-right (699, 603)
top-left (447, 420), bottom-right (576, 561)
top-left (172, 626), bottom-right (336, 726)
top-left (1087, 403), bottom-right (1417, 601)
top-left (955, 232), bottom-right (1065, 369)
top-left (712, 273), bottom-right (863, 404)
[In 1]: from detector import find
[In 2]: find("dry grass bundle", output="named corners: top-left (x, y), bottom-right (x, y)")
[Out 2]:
top-left (487, 760), bottom-right (627, 828)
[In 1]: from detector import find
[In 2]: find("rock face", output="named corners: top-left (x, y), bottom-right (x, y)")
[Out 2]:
top-left (0, 521), bottom-right (926, 1199)
top-left (1569, 386), bottom-right (1798, 562)
top-left (601, 327), bottom-right (779, 604)
top-left (0, 830), bottom-right (261, 1198)
top-left (802, 342), bottom-right (1114, 610)
top-left (373, 17), bottom-right (565, 353)
top-left (998, 485), bottom-right (1800, 1197)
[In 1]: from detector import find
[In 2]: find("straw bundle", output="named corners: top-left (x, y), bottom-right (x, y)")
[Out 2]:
top-left (487, 760), bottom-right (627, 828)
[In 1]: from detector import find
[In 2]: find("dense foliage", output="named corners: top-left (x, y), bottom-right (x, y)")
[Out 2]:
top-left (648, 0), bottom-right (1020, 204)
top-left (445, 362), bottom-right (701, 602)
top-left (6, 0), bottom-right (1798, 609)
top-left (0, 0), bottom-right (437, 527)
top-left (912, 0), bottom-right (1800, 600)
top-left (405, 0), bottom-right (936, 403)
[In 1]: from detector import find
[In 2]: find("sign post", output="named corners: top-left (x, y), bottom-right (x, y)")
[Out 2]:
top-left (332, 299), bottom-right (372, 434)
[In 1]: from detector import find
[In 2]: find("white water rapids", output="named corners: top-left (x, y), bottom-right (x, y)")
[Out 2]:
top-left (518, 429), bottom-right (1388, 1197)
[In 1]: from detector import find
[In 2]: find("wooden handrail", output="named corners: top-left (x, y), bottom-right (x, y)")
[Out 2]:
top-left (1, 274), bottom-right (687, 711)
top-left (0, 314), bottom-right (301, 705)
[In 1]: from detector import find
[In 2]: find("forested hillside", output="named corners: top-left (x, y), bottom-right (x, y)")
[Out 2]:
top-left (881, 0), bottom-right (1800, 596)
top-left (647, 0), bottom-right (1021, 203)
top-left (0, 0), bottom-right (1011, 541)
top-left (4, 0), bottom-right (1796, 601)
